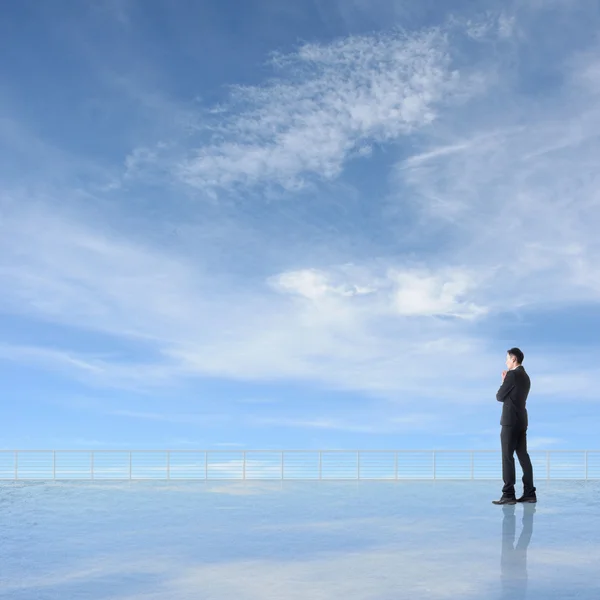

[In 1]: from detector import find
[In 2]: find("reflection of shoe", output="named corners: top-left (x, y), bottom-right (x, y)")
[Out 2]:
top-left (492, 496), bottom-right (517, 505)
top-left (516, 494), bottom-right (537, 503)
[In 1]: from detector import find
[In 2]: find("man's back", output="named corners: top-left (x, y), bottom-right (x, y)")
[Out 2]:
top-left (497, 365), bottom-right (530, 428)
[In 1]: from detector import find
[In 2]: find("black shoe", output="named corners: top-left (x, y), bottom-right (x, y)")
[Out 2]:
top-left (516, 495), bottom-right (537, 503)
top-left (492, 496), bottom-right (517, 505)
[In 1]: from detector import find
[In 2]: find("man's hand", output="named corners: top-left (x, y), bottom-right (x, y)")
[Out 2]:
top-left (502, 370), bottom-right (507, 381)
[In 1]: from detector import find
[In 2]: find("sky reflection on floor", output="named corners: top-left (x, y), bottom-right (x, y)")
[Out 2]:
top-left (1, 480), bottom-right (599, 599)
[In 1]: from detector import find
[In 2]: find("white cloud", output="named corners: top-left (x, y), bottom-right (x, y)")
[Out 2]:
top-left (389, 267), bottom-right (488, 319)
top-left (249, 417), bottom-right (385, 434)
top-left (397, 84), bottom-right (600, 313)
top-left (0, 343), bottom-right (183, 391)
top-left (0, 198), bottom-right (588, 407)
top-left (173, 28), bottom-right (479, 193)
top-left (497, 13), bottom-right (516, 38)
top-left (529, 371), bottom-right (600, 401)
top-left (0, 344), bottom-right (105, 374)
top-left (268, 264), bottom-right (489, 320)
top-left (0, 201), bottom-right (206, 343)
top-left (249, 413), bottom-right (442, 435)
top-left (460, 11), bottom-right (516, 40)
top-left (269, 268), bottom-right (377, 300)
top-left (106, 410), bottom-right (228, 426)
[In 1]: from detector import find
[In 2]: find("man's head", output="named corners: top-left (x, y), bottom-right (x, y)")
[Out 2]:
top-left (506, 347), bottom-right (524, 369)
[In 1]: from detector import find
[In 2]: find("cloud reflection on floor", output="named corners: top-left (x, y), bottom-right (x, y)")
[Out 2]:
top-left (1, 480), bottom-right (599, 599)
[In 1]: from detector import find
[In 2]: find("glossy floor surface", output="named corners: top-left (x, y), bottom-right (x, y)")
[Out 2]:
top-left (1, 480), bottom-right (599, 599)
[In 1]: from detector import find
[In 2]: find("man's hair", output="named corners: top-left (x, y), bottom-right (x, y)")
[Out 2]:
top-left (507, 347), bottom-right (524, 364)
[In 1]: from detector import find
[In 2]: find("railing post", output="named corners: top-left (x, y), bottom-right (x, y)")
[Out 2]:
top-left (319, 451), bottom-right (322, 480)
top-left (53, 451), bottom-right (56, 480)
top-left (15, 451), bottom-right (18, 481)
top-left (395, 451), bottom-right (398, 481)
top-left (129, 452), bottom-right (132, 480)
top-left (433, 450), bottom-right (436, 480)
top-left (91, 451), bottom-right (95, 480)
top-left (167, 451), bottom-right (170, 480)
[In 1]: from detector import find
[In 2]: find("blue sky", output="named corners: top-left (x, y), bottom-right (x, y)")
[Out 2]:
top-left (1, 0), bottom-right (600, 451)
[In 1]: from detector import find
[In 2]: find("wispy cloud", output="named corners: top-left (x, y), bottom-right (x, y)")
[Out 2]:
top-left (0, 196), bottom-right (502, 399)
top-left (169, 28), bottom-right (484, 194)
top-left (106, 410), bottom-right (229, 425)
top-left (4, 193), bottom-right (600, 414)
top-left (250, 413), bottom-right (442, 435)
top-left (398, 80), bottom-right (600, 314)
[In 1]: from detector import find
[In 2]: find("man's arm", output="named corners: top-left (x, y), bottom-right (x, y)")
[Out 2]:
top-left (496, 370), bottom-right (515, 403)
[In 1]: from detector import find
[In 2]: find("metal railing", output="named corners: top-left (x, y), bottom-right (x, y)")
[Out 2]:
top-left (1, 450), bottom-right (599, 481)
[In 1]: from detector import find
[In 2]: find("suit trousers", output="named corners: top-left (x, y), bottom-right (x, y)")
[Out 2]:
top-left (501, 425), bottom-right (536, 498)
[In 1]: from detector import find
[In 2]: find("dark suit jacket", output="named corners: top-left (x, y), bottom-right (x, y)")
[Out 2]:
top-left (497, 365), bottom-right (530, 428)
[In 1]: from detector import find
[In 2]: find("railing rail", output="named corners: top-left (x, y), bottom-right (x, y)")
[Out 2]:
top-left (1, 450), bottom-right (599, 481)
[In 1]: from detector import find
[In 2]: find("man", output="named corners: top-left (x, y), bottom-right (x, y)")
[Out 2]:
top-left (492, 348), bottom-right (537, 505)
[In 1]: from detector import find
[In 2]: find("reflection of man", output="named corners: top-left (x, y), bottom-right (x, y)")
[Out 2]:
top-left (493, 348), bottom-right (537, 505)
top-left (500, 504), bottom-right (535, 600)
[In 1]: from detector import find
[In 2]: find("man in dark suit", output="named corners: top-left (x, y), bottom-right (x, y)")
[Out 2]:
top-left (492, 347), bottom-right (537, 505)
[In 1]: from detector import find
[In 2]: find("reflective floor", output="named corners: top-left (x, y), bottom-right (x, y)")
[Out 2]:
top-left (1, 480), bottom-right (599, 599)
